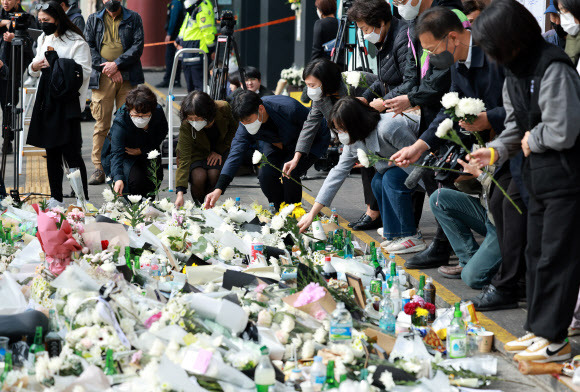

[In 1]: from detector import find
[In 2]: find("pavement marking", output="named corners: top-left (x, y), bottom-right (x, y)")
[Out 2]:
top-left (145, 82), bottom-right (182, 112)
top-left (301, 190), bottom-right (518, 345)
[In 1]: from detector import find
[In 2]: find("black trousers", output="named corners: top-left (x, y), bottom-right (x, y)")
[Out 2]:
top-left (45, 123), bottom-right (88, 202)
top-left (525, 191), bottom-right (580, 342)
top-left (127, 159), bottom-right (162, 199)
top-left (258, 150), bottom-right (317, 210)
top-left (361, 167), bottom-right (380, 212)
top-left (422, 170), bottom-right (448, 242)
top-left (162, 43), bottom-right (182, 84)
top-left (183, 63), bottom-right (204, 93)
top-left (489, 167), bottom-right (527, 294)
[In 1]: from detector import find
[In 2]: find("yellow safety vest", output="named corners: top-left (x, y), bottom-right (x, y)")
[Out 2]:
top-left (178, 0), bottom-right (216, 54)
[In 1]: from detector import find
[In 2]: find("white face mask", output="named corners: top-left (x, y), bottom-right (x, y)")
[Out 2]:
top-left (131, 116), bottom-right (151, 129)
top-left (317, 8), bottom-right (323, 19)
top-left (561, 12), bottom-right (580, 35)
top-left (307, 86), bottom-right (323, 101)
top-left (337, 131), bottom-right (350, 145)
top-left (398, 0), bottom-right (422, 21)
top-left (244, 111), bottom-right (262, 135)
top-left (189, 119), bottom-right (207, 131)
top-left (364, 25), bottom-right (383, 44)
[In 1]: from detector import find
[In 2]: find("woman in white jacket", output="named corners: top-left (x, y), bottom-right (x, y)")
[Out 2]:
top-left (27, 1), bottom-right (91, 207)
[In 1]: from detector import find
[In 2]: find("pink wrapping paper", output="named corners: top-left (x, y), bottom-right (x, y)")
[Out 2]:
top-left (33, 204), bottom-right (82, 275)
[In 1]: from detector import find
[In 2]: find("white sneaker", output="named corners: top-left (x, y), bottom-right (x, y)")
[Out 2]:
top-left (513, 338), bottom-right (571, 363)
top-left (380, 238), bottom-right (395, 248)
top-left (377, 227), bottom-right (383, 237)
top-left (47, 198), bottom-right (65, 210)
top-left (504, 332), bottom-right (541, 352)
top-left (385, 233), bottom-right (427, 254)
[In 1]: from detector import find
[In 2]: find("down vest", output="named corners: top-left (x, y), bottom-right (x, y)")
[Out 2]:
top-left (362, 17), bottom-right (409, 102)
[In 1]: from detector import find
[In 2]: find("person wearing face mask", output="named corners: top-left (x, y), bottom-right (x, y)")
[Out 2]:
top-left (174, 91), bottom-right (237, 206)
top-left (25, 1), bottom-right (90, 208)
top-left (311, 0), bottom-right (338, 60)
top-left (85, 0), bottom-right (145, 186)
top-left (542, 0), bottom-right (566, 49)
top-left (204, 90), bottom-right (330, 210)
top-left (297, 97), bottom-right (421, 247)
top-left (559, 0), bottom-right (580, 68)
top-left (101, 86), bottom-right (168, 198)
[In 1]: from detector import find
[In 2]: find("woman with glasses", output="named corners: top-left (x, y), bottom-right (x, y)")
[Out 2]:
top-left (102, 85), bottom-right (168, 198)
top-left (26, 0), bottom-right (90, 208)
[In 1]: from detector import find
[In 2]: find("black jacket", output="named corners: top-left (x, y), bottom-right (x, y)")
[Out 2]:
top-left (362, 17), bottom-right (409, 102)
top-left (311, 17), bottom-right (339, 60)
top-left (67, 4), bottom-right (86, 33)
top-left (28, 57), bottom-right (83, 149)
top-left (84, 7), bottom-right (144, 89)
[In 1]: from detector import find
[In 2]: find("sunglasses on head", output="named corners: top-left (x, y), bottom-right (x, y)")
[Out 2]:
top-left (35, 3), bottom-right (52, 11)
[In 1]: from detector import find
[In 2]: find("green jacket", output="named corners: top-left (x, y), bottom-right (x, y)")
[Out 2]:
top-left (565, 33), bottom-right (580, 66)
top-left (175, 100), bottom-right (237, 191)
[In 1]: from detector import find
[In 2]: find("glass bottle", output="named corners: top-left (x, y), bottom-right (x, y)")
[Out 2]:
top-left (104, 349), bottom-right (117, 375)
top-left (28, 326), bottom-right (44, 374)
top-left (387, 263), bottom-right (401, 314)
top-left (45, 310), bottom-right (63, 358)
top-left (342, 233), bottom-right (354, 259)
top-left (424, 277), bottom-right (437, 323)
top-left (323, 360), bottom-right (339, 390)
top-left (417, 275), bottom-right (425, 300)
top-left (0, 352), bottom-right (12, 383)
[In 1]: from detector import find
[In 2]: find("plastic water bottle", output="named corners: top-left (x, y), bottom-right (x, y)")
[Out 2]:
top-left (387, 263), bottom-right (401, 314)
top-left (268, 203), bottom-right (276, 215)
top-left (329, 302), bottom-right (353, 344)
top-left (377, 249), bottom-right (387, 270)
top-left (388, 254), bottom-right (396, 272)
top-left (447, 302), bottom-right (467, 359)
top-left (311, 356), bottom-right (326, 391)
top-left (235, 197), bottom-right (241, 207)
top-left (330, 208), bottom-right (338, 223)
top-left (379, 298), bottom-right (396, 336)
top-left (255, 346), bottom-right (275, 391)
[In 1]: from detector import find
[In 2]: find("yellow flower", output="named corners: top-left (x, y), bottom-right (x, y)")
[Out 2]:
top-left (415, 308), bottom-right (429, 318)
top-left (292, 205), bottom-right (306, 219)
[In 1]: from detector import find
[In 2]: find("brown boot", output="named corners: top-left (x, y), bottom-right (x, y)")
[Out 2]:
top-left (88, 169), bottom-right (105, 185)
top-left (437, 265), bottom-right (463, 279)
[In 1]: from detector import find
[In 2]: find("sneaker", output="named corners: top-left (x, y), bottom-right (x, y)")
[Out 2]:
top-left (88, 169), bottom-right (105, 185)
top-left (513, 338), bottom-right (571, 363)
top-left (385, 233), bottom-right (427, 254)
top-left (504, 332), bottom-right (541, 352)
top-left (569, 327), bottom-right (580, 337)
top-left (377, 227), bottom-right (384, 237)
top-left (380, 238), bottom-right (396, 248)
top-left (47, 198), bottom-right (65, 209)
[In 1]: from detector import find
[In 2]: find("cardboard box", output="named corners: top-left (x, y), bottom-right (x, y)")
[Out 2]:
top-left (364, 327), bottom-right (397, 354)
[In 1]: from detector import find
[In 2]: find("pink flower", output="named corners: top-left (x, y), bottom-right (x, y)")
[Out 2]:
top-left (46, 256), bottom-right (71, 276)
top-left (80, 338), bottom-right (93, 349)
top-left (144, 312), bottom-right (162, 329)
top-left (412, 295), bottom-right (426, 307)
top-left (131, 350), bottom-right (143, 364)
top-left (254, 283), bottom-right (268, 294)
top-left (294, 283), bottom-right (326, 307)
top-left (314, 310), bottom-right (327, 321)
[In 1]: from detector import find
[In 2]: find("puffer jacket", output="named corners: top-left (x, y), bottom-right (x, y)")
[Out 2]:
top-left (362, 17), bottom-right (409, 102)
top-left (84, 7), bottom-right (145, 89)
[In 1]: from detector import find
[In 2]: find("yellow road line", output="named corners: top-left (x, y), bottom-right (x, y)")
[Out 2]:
top-left (145, 82), bottom-right (182, 112)
top-left (301, 191), bottom-right (517, 345)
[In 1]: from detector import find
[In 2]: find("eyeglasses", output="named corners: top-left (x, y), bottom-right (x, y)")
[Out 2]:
top-left (35, 3), bottom-right (51, 11)
top-left (425, 34), bottom-right (449, 56)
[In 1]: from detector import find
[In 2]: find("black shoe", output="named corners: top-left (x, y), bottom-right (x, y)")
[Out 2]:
top-left (155, 81), bottom-right (170, 88)
top-left (5, 142), bottom-right (12, 154)
top-left (404, 239), bottom-right (452, 269)
top-left (348, 213), bottom-right (366, 228)
top-left (174, 81), bottom-right (182, 88)
top-left (469, 285), bottom-right (518, 311)
top-left (352, 214), bottom-right (382, 231)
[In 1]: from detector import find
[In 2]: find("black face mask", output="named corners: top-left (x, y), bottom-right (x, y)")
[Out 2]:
top-left (429, 37), bottom-right (457, 70)
top-left (105, 0), bottom-right (121, 12)
top-left (40, 22), bottom-right (57, 36)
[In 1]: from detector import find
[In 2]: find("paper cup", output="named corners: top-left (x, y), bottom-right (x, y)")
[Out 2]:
top-left (477, 331), bottom-right (494, 353)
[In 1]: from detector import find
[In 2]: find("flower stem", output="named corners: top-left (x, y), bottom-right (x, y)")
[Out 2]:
top-left (262, 157), bottom-right (312, 192)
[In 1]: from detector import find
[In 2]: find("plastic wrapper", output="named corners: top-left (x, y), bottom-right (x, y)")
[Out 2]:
top-left (0, 272), bottom-right (27, 315)
top-left (389, 333), bottom-right (432, 363)
top-left (10, 238), bottom-right (43, 267)
top-left (438, 356), bottom-right (497, 376)
top-left (82, 222), bottom-right (130, 251)
top-left (53, 365), bottom-right (111, 391)
top-left (51, 264), bottom-right (101, 292)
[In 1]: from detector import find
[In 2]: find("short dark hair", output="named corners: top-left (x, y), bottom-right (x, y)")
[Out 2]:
top-left (347, 0), bottom-right (392, 29)
top-left (125, 85), bottom-right (157, 114)
top-left (416, 7), bottom-right (465, 40)
top-left (329, 96), bottom-right (380, 143)
top-left (462, 0), bottom-right (486, 15)
top-left (38, 1), bottom-right (84, 39)
top-left (559, 0), bottom-right (580, 20)
top-left (472, 0), bottom-right (542, 64)
top-left (315, 0), bottom-right (336, 16)
top-left (303, 58), bottom-right (342, 96)
top-left (179, 90), bottom-right (217, 122)
top-left (60, 0), bottom-right (70, 6)
top-left (245, 66), bottom-right (262, 80)
top-left (232, 90), bottom-right (263, 120)
top-left (228, 70), bottom-right (241, 88)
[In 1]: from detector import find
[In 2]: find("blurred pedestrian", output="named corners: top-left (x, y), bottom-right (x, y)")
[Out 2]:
top-left (461, 0), bottom-right (485, 23)
top-left (156, 0), bottom-right (185, 89)
top-left (59, 0), bottom-right (85, 31)
top-left (85, 0), bottom-right (144, 185)
top-left (311, 0), bottom-right (338, 60)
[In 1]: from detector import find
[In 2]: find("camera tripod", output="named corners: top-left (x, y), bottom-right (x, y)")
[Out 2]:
top-left (209, 10), bottom-right (246, 101)
top-left (331, 2), bottom-right (371, 72)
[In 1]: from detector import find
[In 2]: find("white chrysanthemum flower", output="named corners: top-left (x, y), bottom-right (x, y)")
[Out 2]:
top-left (100, 262), bottom-right (116, 273)
top-left (456, 97), bottom-right (486, 118)
top-left (222, 198), bottom-right (236, 209)
top-left (379, 370), bottom-right (395, 391)
top-left (1, 195), bottom-right (14, 208)
top-left (205, 242), bottom-right (215, 256)
top-left (102, 188), bottom-right (115, 202)
top-left (279, 203), bottom-right (295, 218)
top-left (357, 149), bottom-right (370, 168)
top-left (301, 339), bottom-right (315, 359)
top-left (344, 71), bottom-right (361, 87)
top-left (281, 315), bottom-right (295, 333)
top-left (261, 226), bottom-right (271, 236)
top-left (127, 195), bottom-right (142, 204)
top-left (147, 149), bottom-right (160, 160)
top-left (436, 118), bottom-right (454, 139)
top-left (252, 151), bottom-right (263, 165)
top-left (219, 246), bottom-right (235, 261)
top-left (440, 92), bottom-right (460, 109)
top-left (257, 309), bottom-right (273, 327)
top-left (271, 215), bottom-right (285, 230)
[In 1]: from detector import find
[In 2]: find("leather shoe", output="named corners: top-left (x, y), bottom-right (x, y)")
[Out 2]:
top-left (469, 285), bottom-right (518, 311)
top-left (352, 214), bottom-right (382, 231)
top-left (438, 264), bottom-right (463, 279)
top-left (155, 81), bottom-right (170, 88)
top-left (404, 239), bottom-right (452, 269)
top-left (348, 213), bottom-right (366, 228)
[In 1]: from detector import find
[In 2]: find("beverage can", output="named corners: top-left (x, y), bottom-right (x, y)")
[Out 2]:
top-left (370, 279), bottom-right (382, 296)
top-left (250, 242), bottom-right (264, 264)
top-left (312, 220), bottom-right (327, 241)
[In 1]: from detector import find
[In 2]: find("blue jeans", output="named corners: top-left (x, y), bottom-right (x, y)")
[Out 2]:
top-left (429, 188), bottom-right (502, 289)
top-left (371, 167), bottom-right (416, 240)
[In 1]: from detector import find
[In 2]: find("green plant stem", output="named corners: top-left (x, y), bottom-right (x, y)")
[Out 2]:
top-left (372, 155), bottom-right (465, 174)
top-left (261, 157), bottom-right (312, 192)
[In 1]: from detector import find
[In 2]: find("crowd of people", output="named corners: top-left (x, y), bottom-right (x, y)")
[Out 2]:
top-left (0, 0), bottom-right (578, 366)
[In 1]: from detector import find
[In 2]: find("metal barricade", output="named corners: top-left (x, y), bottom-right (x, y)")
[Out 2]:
top-left (165, 48), bottom-right (208, 191)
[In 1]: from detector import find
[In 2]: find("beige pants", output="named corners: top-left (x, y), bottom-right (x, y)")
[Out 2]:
top-left (90, 73), bottom-right (132, 170)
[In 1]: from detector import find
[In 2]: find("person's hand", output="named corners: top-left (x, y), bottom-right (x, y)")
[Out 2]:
top-left (0, 20), bottom-right (10, 28)
top-left (207, 152), bottom-right (222, 166)
top-left (164, 35), bottom-right (171, 42)
top-left (353, 163), bottom-right (364, 169)
top-left (390, 140), bottom-right (429, 167)
top-left (211, 52), bottom-right (216, 61)
top-left (521, 131), bottom-right (531, 157)
top-left (457, 158), bottom-right (482, 178)
top-left (110, 71), bottom-right (123, 84)
top-left (370, 98), bottom-right (387, 112)
top-left (204, 189), bottom-right (223, 209)
top-left (459, 112), bottom-right (491, 133)
top-left (3, 32), bottom-right (14, 42)
top-left (0, 60), bottom-right (3, 68)
top-left (100, 61), bottom-right (118, 77)
top-left (175, 43), bottom-right (183, 50)
top-left (466, 147), bottom-right (492, 168)
top-left (113, 180), bottom-right (124, 195)
top-left (125, 147), bottom-right (141, 156)
top-left (32, 59), bottom-right (49, 72)
top-left (298, 211), bottom-right (315, 233)
top-left (357, 97), bottom-right (368, 105)
top-left (282, 155), bottom-right (301, 177)
top-left (175, 192), bottom-right (184, 208)
top-left (384, 95), bottom-right (411, 116)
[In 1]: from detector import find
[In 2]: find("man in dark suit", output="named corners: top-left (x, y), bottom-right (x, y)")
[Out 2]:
top-left (205, 91), bottom-right (330, 209)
